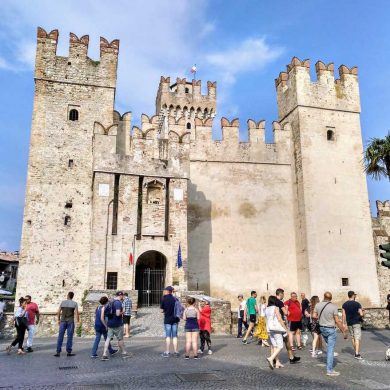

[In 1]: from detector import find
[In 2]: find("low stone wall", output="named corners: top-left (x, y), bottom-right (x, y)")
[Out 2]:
top-left (80, 289), bottom-right (138, 336)
top-left (362, 307), bottom-right (389, 329)
top-left (0, 312), bottom-right (58, 339)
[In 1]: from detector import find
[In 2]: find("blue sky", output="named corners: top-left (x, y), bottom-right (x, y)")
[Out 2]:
top-left (0, 0), bottom-right (389, 250)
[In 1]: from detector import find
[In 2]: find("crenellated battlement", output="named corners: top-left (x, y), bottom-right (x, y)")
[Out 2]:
top-left (376, 200), bottom-right (390, 218)
top-left (156, 76), bottom-right (216, 119)
top-left (35, 27), bottom-right (119, 88)
top-left (191, 117), bottom-right (291, 164)
top-left (276, 57), bottom-right (360, 120)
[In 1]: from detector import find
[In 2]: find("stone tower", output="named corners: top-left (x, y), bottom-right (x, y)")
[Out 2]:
top-left (17, 28), bottom-right (119, 310)
top-left (276, 58), bottom-right (380, 305)
top-left (155, 77), bottom-right (216, 138)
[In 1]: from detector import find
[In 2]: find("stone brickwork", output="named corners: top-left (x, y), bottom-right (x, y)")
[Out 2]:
top-left (16, 28), bottom-right (384, 325)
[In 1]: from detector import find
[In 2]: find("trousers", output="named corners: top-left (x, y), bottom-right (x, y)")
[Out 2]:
top-left (56, 321), bottom-right (75, 353)
top-left (199, 330), bottom-right (211, 351)
top-left (320, 326), bottom-right (337, 373)
top-left (11, 324), bottom-right (27, 349)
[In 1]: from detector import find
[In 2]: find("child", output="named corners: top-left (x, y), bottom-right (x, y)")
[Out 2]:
top-left (198, 299), bottom-right (212, 355)
top-left (183, 297), bottom-right (200, 359)
top-left (255, 296), bottom-right (270, 347)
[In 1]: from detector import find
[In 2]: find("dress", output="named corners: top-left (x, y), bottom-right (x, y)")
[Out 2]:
top-left (254, 303), bottom-right (268, 340)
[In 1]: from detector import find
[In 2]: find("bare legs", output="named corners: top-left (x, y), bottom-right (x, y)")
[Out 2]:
top-left (185, 332), bottom-right (198, 357)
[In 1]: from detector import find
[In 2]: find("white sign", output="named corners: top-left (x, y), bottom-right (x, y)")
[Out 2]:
top-left (174, 188), bottom-right (183, 201)
top-left (98, 183), bottom-right (109, 197)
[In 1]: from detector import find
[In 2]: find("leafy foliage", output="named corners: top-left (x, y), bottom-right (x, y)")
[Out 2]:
top-left (364, 132), bottom-right (390, 180)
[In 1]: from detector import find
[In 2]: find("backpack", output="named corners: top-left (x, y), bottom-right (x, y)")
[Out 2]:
top-left (105, 300), bottom-right (117, 319)
top-left (174, 297), bottom-right (185, 320)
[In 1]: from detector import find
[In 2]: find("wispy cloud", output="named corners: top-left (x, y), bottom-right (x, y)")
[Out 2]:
top-left (206, 37), bottom-right (283, 85)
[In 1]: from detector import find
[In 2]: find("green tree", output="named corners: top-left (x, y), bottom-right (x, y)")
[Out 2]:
top-left (364, 132), bottom-right (390, 180)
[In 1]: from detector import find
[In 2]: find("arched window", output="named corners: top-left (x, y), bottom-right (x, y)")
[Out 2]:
top-left (327, 129), bottom-right (335, 141)
top-left (69, 109), bottom-right (79, 121)
top-left (186, 122), bottom-right (191, 130)
top-left (146, 180), bottom-right (164, 205)
top-left (185, 87), bottom-right (189, 93)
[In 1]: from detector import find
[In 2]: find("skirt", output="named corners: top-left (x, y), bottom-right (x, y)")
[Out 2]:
top-left (254, 316), bottom-right (268, 340)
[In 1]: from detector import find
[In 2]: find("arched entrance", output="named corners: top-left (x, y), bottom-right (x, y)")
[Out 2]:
top-left (135, 250), bottom-right (167, 307)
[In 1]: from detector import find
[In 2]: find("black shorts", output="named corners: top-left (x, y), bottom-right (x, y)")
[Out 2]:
top-left (289, 321), bottom-right (302, 332)
top-left (123, 315), bottom-right (131, 325)
top-left (249, 314), bottom-right (256, 324)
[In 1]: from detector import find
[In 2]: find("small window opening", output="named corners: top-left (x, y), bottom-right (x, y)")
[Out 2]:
top-left (341, 277), bottom-right (349, 287)
top-left (65, 201), bottom-right (73, 209)
top-left (327, 129), bottom-right (335, 141)
top-left (62, 279), bottom-right (65, 287)
top-left (69, 109), bottom-right (79, 121)
top-left (67, 61), bottom-right (71, 65)
top-left (106, 272), bottom-right (118, 290)
top-left (186, 122), bottom-right (191, 130)
top-left (64, 216), bottom-right (71, 226)
top-left (185, 87), bottom-right (189, 93)
top-left (68, 159), bottom-right (74, 168)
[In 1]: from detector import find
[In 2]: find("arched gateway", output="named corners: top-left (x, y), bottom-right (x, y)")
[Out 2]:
top-left (135, 250), bottom-right (167, 307)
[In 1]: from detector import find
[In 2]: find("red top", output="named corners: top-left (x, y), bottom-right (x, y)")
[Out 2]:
top-left (26, 302), bottom-right (39, 326)
top-left (284, 299), bottom-right (302, 322)
top-left (198, 304), bottom-right (211, 332)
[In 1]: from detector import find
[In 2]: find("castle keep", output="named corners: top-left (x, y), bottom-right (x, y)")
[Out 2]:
top-left (17, 28), bottom-right (381, 312)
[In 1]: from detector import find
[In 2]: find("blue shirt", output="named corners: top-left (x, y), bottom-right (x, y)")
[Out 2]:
top-left (107, 299), bottom-right (123, 328)
top-left (94, 305), bottom-right (105, 332)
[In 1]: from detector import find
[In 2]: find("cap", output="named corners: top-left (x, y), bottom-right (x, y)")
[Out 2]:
top-left (116, 291), bottom-right (124, 296)
top-left (165, 286), bottom-right (174, 292)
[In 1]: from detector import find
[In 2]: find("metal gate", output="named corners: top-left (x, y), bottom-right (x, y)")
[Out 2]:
top-left (137, 268), bottom-right (165, 307)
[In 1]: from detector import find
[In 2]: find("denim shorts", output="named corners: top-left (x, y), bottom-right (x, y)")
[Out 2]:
top-left (164, 323), bottom-right (178, 338)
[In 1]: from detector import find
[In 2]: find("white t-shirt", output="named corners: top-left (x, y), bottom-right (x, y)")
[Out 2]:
top-left (259, 303), bottom-right (267, 317)
top-left (237, 300), bottom-right (247, 318)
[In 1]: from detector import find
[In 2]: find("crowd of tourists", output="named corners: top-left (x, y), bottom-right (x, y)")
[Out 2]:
top-left (4, 286), bottom-right (368, 376)
top-left (237, 288), bottom-right (365, 376)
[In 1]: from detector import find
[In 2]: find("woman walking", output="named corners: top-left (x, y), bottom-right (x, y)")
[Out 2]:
top-left (183, 297), bottom-right (200, 359)
top-left (198, 299), bottom-right (212, 355)
top-left (307, 295), bottom-right (323, 357)
top-left (91, 296), bottom-right (117, 358)
top-left (6, 297), bottom-right (28, 355)
top-left (265, 295), bottom-right (288, 369)
top-left (255, 296), bottom-right (270, 347)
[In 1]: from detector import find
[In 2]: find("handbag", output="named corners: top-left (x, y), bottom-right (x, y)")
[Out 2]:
top-left (15, 315), bottom-right (28, 328)
top-left (267, 306), bottom-right (286, 333)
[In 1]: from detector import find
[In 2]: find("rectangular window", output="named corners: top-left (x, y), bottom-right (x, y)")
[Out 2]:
top-left (112, 174), bottom-right (120, 235)
top-left (68, 159), bottom-right (74, 168)
top-left (341, 277), bottom-right (349, 287)
top-left (106, 272), bottom-right (118, 290)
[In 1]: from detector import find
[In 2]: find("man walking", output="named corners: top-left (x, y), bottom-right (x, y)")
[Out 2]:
top-left (313, 291), bottom-right (347, 376)
top-left (342, 291), bottom-right (364, 359)
top-left (25, 295), bottom-right (40, 352)
top-left (123, 293), bottom-right (132, 338)
top-left (160, 286), bottom-right (180, 357)
top-left (101, 291), bottom-right (128, 360)
top-left (300, 293), bottom-right (310, 346)
top-left (242, 291), bottom-right (258, 344)
top-left (54, 291), bottom-right (79, 357)
top-left (285, 292), bottom-right (302, 350)
top-left (237, 294), bottom-right (248, 338)
top-left (275, 288), bottom-right (300, 364)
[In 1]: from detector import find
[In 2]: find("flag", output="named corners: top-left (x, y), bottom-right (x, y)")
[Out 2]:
top-left (177, 243), bottom-right (182, 268)
top-left (191, 64), bottom-right (197, 74)
top-left (129, 239), bottom-right (134, 265)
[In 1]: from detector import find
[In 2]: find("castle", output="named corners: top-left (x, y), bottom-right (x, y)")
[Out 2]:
top-left (16, 27), bottom-right (383, 312)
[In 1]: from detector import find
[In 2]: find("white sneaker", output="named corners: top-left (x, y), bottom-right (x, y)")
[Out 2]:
top-left (326, 371), bottom-right (340, 376)
top-left (333, 352), bottom-right (339, 357)
top-left (197, 349), bottom-right (203, 354)
top-left (316, 350), bottom-right (323, 355)
top-left (208, 350), bottom-right (213, 355)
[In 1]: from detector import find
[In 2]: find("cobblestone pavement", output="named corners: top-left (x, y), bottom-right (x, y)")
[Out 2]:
top-left (1, 330), bottom-right (389, 389)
